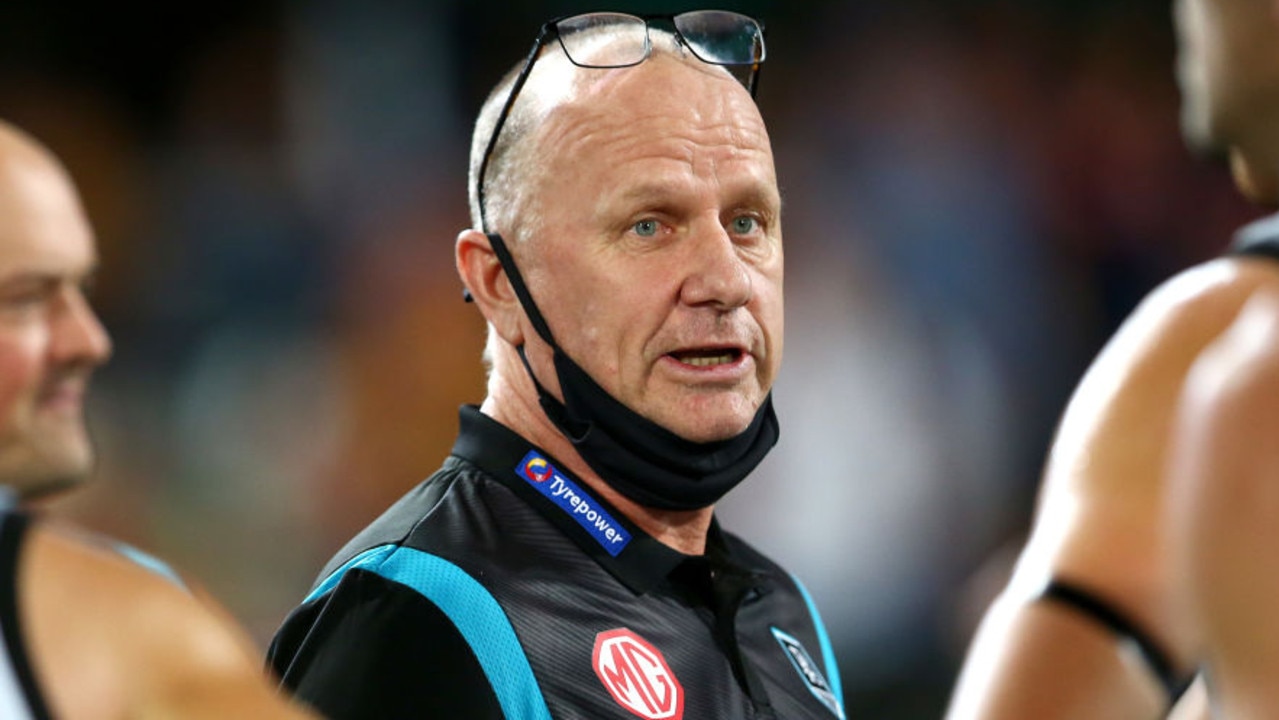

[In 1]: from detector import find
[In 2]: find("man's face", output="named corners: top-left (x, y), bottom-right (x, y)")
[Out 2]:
top-left (518, 55), bottom-right (783, 444)
top-left (1174, 0), bottom-right (1278, 154)
top-left (0, 152), bottom-right (112, 496)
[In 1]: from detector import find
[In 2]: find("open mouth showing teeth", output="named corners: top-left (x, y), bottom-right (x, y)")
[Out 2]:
top-left (670, 349), bottom-right (742, 367)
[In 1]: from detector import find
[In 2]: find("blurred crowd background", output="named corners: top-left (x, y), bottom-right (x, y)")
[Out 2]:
top-left (1, 0), bottom-right (1260, 717)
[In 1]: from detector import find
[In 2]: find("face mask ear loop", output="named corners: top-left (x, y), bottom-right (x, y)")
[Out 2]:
top-left (491, 233), bottom-right (593, 441)
top-left (487, 232), bottom-right (557, 348)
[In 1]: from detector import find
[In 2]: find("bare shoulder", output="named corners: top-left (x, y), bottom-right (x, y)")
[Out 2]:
top-left (1009, 256), bottom-right (1279, 660)
top-left (1046, 256), bottom-right (1279, 496)
top-left (1106, 256), bottom-right (1279, 364)
top-left (1181, 279), bottom-right (1279, 438)
top-left (19, 520), bottom-right (314, 719)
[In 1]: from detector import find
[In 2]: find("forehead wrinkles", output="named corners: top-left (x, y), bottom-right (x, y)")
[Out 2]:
top-left (536, 65), bottom-right (774, 202)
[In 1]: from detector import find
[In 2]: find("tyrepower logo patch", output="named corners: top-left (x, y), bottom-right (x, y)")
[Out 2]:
top-left (593, 629), bottom-right (684, 720)
top-left (515, 451), bottom-right (631, 556)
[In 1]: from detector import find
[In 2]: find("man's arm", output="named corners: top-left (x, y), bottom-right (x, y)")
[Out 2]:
top-left (948, 258), bottom-right (1276, 719)
top-left (20, 522), bottom-right (317, 719)
top-left (949, 591), bottom-right (1168, 718)
top-left (1167, 283), bottom-right (1279, 719)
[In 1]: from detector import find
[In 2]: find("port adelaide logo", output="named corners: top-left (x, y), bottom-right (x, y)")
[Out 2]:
top-left (772, 627), bottom-right (845, 718)
top-left (592, 628), bottom-right (684, 720)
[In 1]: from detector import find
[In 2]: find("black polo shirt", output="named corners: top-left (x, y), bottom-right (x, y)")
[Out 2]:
top-left (269, 406), bottom-right (845, 719)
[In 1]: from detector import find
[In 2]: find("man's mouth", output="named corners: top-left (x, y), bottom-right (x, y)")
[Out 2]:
top-left (37, 374), bottom-right (89, 411)
top-left (669, 348), bottom-right (743, 367)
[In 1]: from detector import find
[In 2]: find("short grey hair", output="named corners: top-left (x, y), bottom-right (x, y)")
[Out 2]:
top-left (466, 63), bottom-right (536, 240)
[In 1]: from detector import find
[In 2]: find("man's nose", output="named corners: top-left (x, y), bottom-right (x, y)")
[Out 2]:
top-left (50, 286), bottom-right (112, 366)
top-left (678, 221), bottom-right (753, 311)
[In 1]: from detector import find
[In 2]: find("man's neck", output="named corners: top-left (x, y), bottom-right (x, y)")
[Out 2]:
top-left (481, 386), bottom-right (714, 556)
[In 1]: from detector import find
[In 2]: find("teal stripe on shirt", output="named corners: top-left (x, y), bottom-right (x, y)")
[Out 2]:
top-left (791, 573), bottom-right (844, 711)
top-left (307, 544), bottom-right (552, 720)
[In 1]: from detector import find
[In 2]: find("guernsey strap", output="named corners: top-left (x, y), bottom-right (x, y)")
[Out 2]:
top-left (1231, 213), bottom-right (1279, 261)
top-left (1038, 579), bottom-right (1193, 702)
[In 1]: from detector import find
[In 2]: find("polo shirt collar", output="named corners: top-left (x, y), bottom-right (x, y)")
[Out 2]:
top-left (450, 405), bottom-right (763, 595)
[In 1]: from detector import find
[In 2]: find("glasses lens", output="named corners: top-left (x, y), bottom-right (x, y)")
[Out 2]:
top-left (555, 13), bottom-right (649, 68)
top-left (674, 11), bottom-right (765, 66)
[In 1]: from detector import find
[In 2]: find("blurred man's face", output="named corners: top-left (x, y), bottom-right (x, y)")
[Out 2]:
top-left (0, 149), bottom-right (112, 497)
top-left (1174, 0), bottom-right (1278, 154)
top-left (517, 55), bottom-right (784, 443)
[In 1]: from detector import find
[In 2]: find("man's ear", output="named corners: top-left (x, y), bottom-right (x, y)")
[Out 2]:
top-left (456, 229), bottom-right (525, 346)
top-left (1230, 149), bottom-right (1279, 210)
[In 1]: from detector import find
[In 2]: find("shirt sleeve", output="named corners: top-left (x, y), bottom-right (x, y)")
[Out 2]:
top-left (268, 568), bottom-right (506, 720)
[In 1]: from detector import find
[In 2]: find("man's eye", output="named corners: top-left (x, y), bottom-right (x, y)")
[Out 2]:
top-left (633, 219), bottom-right (660, 238)
top-left (730, 215), bottom-right (760, 235)
top-left (0, 288), bottom-right (50, 313)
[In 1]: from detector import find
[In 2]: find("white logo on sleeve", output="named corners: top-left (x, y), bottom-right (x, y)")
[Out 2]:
top-left (771, 627), bottom-right (845, 718)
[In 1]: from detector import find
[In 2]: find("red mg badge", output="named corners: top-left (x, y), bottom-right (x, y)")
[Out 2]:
top-left (592, 628), bottom-right (684, 720)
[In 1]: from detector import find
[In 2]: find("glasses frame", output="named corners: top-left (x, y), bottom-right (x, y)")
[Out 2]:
top-left (474, 11), bottom-right (766, 233)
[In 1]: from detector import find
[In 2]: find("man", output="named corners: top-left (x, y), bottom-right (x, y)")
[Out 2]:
top-left (269, 12), bottom-right (846, 720)
top-left (947, 0), bottom-right (1279, 717)
top-left (0, 119), bottom-right (315, 719)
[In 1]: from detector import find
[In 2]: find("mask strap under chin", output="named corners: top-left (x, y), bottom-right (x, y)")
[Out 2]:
top-left (515, 344), bottom-right (591, 441)
top-left (488, 232), bottom-right (557, 348)
top-left (515, 344), bottom-right (552, 398)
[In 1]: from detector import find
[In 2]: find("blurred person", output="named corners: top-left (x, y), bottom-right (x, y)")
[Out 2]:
top-left (0, 118), bottom-right (315, 719)
top-left (947, 0), bottom-right (1279, 717)
top-left (269, 11), bottom-right (846, 720)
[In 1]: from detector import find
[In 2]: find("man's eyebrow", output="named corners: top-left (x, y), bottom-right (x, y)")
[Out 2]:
top-left (727, 184), bottom-right (782, 211)
top-left (595, 183), bottom-right (685, 219)
top-left (0, 266), bottom-right (98, 289)
top-left (608, 181), bottom-right (781, 210)
top-left (612, 183), bottom-right (681, 204)
top-left (0, 273), bottom-right (56, 295)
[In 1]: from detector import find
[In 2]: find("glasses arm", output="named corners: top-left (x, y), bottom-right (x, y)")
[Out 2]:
top-left (476, 28), bottom-right (553, 233)
top-left (749, 23), bottom-right (765, 97)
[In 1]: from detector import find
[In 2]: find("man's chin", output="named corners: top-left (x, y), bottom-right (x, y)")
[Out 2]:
top-left (16, 472), bottom-right (87, 502)
top-left (0, 445), bottom-right (95, 501)
top-left (659, 406), bottom-right (760, 444)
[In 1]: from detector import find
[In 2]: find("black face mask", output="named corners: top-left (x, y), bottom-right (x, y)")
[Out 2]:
top-left (484, 232), bottom-right (779, 511)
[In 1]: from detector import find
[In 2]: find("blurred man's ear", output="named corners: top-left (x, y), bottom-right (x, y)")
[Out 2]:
top-left (456, 229), bottom-right (525, 347)
top-left (1230, 149), bottom-right (1279, 210)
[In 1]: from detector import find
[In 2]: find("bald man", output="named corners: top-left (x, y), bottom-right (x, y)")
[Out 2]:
top-left (947, 0), bottom-right (1279, 718)
top-left (269, 12), bottom-right (846, 720)
top-left (0, 120), bottom-right (315, 719)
